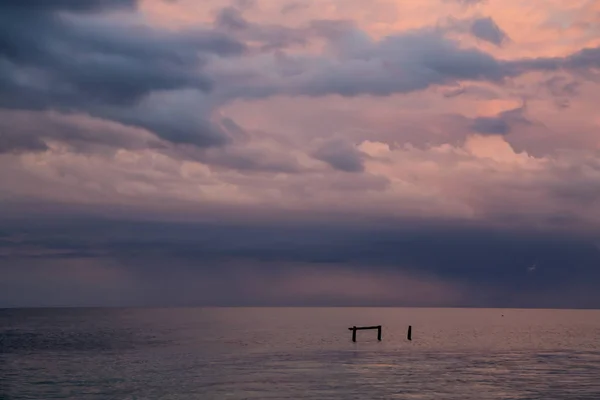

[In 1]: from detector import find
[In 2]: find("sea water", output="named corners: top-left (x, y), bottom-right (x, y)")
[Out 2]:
top-left (2, 307), bottom-right (599, 399)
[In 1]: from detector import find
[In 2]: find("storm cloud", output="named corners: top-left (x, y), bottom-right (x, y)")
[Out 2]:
top-left (470, 17), bottom-right (508, 46)
top-left (1, 217), bottom-right (599, 308)
top-left (0, 0), bottom-right (244, 146)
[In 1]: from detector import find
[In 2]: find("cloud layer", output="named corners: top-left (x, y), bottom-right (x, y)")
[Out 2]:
top-left (1, 0), bottom-right (600, 307)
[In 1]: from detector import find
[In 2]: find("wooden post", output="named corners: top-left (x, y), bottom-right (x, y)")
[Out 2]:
top-left (348, 325), bottom-right (382, 342)
top-left (407, 325), bottom-right (412, 341)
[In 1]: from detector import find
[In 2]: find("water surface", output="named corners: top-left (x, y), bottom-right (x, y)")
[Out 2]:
top-left (1, 307), bottom-right (599, 399)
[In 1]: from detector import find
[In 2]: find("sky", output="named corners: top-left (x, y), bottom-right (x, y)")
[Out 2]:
top-left (1, 0), bottom-right (600, 308)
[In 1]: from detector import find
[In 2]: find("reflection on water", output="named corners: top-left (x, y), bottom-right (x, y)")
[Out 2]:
top-left (1, 308), bottom-right (600, 399)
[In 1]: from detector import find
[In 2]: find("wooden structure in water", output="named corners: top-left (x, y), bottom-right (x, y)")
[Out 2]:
top-left (347, 325), bottom-right (412, 342)
top-left (348, 325), bottom-right (382, 342)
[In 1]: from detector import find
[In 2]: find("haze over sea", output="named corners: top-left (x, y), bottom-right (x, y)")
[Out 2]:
top-left (2, 307), bottom-right (599, 399)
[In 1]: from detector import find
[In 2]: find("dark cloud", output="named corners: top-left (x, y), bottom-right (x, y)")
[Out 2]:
top-left (470, 17), bottom-right (508, 46)
top-left (442, 84), bottom-right (500, 99)
top-left (509, 46), bottom-right (600, 75)
top-left (287, 31), bottom-right (508, 97)
top-left (3, 3), bottom-right (598, 155)
top-left (215, 6), bottom-right (250, 31)
top-left (211, 15), bottom-right (600, 106)
top-left (0, 0), bottom-right (137, 12)
top-left (0, 110), bottom-right (166, 155)
top-left (312, 139), bottom-right (365, 172)
top-left (471, 105), bottom-right (531, 135)
top-left (308, 19), bottom-right (357, 39)
top-left (0, 131), bottom-right (48, 154)
top-left (542, 75), bottom-right (580, 109)
top-left (162, 116), bottom-right (305, 173)
top-left (544, 76), bottom-right (580, 97)
top-left (214, 5), bottom-right (360, 53)
top-left (214, 6), bottom-right (313, 51)
top-left (472, 116), bottom-right (510, 135)
top-left (2, 0), bottom-right (600, 154)
top-left (565, 46), bottom-right (600, 69)
top-left (213, 25), bottom-right (600, 102)
top-left (188, 147), bottom-right (304, 174)
top-left (1, 217), bottom-right (599, 307)
top-left (545, 159), bottom-right (600, 207)
top-left (0, 0), bottom-right (244, 147)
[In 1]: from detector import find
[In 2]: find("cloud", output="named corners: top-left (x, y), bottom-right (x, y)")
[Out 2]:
top-left (214, 6), bottom-right (310, 51)
top-left (0, 109), bottom-right (166, 155)
top-left (444, 16), bottom-right (509, 47)
top-left (471, 116), bottom-right (511, 135)
top-left (2, 2), bottom-right (599, 156)
top-left (542, 75), bottom-right (581, 108)
top-left (215, 6), bottom-right (250, 30)
top-left (0, 129), bottom-right (48, 155)
top-left (471, 105), bottom-right (531, 135)
top-left (469, 17), bottom-right (508, 46)
top-left (442, 84), bottom-right (500, 99)
top-left (1, 218), bottom-right (599, 307)
top-left (0, 0), bottom-right (137, 12)
top-left (209, 25), bottom-right (600, 102)
top-left (312, 138), bottom-right (365, 172)
top-left (2, 120), bottom-right (599, 233)
top-left (2, 0), bottom-right (600, 308)
top-left (280, 2), bottom-right (308, 15)
top-left (208, 29), bottom-right (504, 101)
top-left (0, 0), bottom-right (244, 146)
top-left (446, 0), bottom-right (486, 5)
top-left (510, 46), bottom-right (600, 76)
top-left (213, 6), bottom-right (357, 52)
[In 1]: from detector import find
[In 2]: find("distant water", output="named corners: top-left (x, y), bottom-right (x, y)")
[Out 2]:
top-left (1, 308), bottom-right (600, 399)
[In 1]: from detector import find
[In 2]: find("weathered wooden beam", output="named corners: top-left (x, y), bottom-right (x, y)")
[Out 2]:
top-left (348, 325), bottom-right (381, 331)
top-left (348, 325), bottom-right (382, 341)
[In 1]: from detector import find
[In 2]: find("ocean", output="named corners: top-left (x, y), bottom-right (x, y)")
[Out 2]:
top-left (1, 307), bottom-right (599, 399)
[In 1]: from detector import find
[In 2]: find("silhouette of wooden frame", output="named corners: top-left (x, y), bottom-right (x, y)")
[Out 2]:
top-left (348, 325), bottom-right (382, 342)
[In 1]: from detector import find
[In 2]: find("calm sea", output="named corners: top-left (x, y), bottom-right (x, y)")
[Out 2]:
top-left (1, 308), bottom-right (599, 399)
